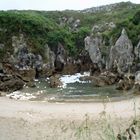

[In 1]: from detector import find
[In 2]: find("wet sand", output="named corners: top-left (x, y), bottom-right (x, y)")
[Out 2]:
top-left (0, 96), bottom-right (140, 140)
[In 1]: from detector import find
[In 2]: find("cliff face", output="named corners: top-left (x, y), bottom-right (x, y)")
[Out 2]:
top-left (0, 2), bottom-right (140, 77)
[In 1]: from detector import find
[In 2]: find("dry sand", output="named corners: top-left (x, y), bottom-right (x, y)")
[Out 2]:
top-left (0, 96), bottom-right (140, 140)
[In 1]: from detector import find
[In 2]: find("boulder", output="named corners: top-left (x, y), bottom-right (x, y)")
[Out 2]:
top-left (92, 74), bottom-right (117, 87)
top-left (116, 74), bottom-right (135, 90)
top-left (17, 68), bottom-right (36, 82)
top-left (49, 74), bottom-right (62, 88)
top-left (109, 29), bottom-right (134, 73)
top-left (0, 78), bottom-right (24, 92)
top-left (80, 71), bottom-right (118, 87)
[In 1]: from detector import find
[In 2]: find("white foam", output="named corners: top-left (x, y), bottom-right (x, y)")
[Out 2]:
top-left (7, 91), bottom-right (36, 100)
top-left (59, 72), bottom-right (90, 88)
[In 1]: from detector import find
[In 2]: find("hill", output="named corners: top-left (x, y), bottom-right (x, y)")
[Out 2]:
top-left (0, 1), bottom-right (140, 60)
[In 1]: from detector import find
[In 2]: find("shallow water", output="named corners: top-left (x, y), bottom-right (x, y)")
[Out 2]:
top-left (11, 72), bottom-right (134, 102)
top-left (20, 79), bottom-right (134, 102)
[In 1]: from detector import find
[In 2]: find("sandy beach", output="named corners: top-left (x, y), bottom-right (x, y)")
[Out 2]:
top-left (0, 96), bottom-right (140, 140)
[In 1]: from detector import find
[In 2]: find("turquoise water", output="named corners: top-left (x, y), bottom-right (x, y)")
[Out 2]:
top-left (21, 80), bottom-right (134, 102)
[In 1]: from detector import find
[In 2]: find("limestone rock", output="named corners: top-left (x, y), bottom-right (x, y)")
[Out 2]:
top-left (135, 71), bottom-right (140, 84)
top-left (133, 71), bottom-right (140, 92)
top-left (109, 29), bottom-right (134, 73)
top-left (55, 43), bottom-right (66, 72)
top-left (116, 74), bottom-right (135, 90)
top-left (135, 40), bottom-right (140, 61)
top-left (0, 77), bottom-right (24, 92)
top-left (44, 44), bottom-right (56, 69)
top-left (84, 35), bottom-right (102, 70)
top-left (80, 71), bottom-right (118, 87)
top-left (92, 71), bottom-right (118, 87)
top-left (49, 74), bottom-right (62, 88)
top-left (17, 68), bottom-right (36, 82)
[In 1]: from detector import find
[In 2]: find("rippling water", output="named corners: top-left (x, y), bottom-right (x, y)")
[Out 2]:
top-left (8, 72), bottom-right (134, 102)
top-left (20, 79), bottom-right (134, 102)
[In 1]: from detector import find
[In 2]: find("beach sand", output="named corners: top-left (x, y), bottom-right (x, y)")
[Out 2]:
top-left (0, 96), bottom-right (140, 140)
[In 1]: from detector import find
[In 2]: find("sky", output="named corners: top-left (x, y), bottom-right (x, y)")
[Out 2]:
top-left (0, 0), bottom-right (140, 11)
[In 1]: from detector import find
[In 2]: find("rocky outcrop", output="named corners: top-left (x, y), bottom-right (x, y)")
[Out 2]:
top-left (0, 74), bottom-right (24, 92)
top-left (91, 71), bottom-right (118, 87)
top-left (135, 40), bottom-right (140, 61)
top-left (11, 34), bottom-right (44, 79)
top-left (84, 34), bottom-right (102, 71)
top-left (91, 22), bottom-right (116, 33)
top-left (80, 71), bottom-right (118, 87)
top-left (133, 71), bottom-right (140, 92)
top-left (135, 71), bottom-right (140, 84)
top-left (81, 2), bottom-right (134, 13)
top-left (116, 74), bottom-right (135, 90)
top-left (44, 44), bottom-right (56, 70)
top-left (109, 29), bottom-right (134, 73)
top-left (17, 68), bottom-right (36, 82)
top-left (59, 17), bottom-right (80, 31)
top-left (55, 43), bottom-right (66, 72)
top-left (49, 74), bottom-right (62, 88)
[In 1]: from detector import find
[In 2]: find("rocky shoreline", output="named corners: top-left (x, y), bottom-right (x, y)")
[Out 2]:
top-left (0, 28), bottom-right (140, 98)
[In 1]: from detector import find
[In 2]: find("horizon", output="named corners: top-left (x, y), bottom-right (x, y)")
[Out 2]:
top-left (0, 0), bottom-right (140, 11)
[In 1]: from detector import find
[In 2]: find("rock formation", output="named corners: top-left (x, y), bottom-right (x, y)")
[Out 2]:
top-left (135, 40), bottom-right (140, 61)
top-left (49, 73), bottom-right (62, 88)
top-left (84, 34), bottom-right (102, 71)
top-left (44, 44), bottom-right (56, 70)
top-left (55, 43), bottom-right (66, 72)
top-left (109, 29), bottom-right (134, 73)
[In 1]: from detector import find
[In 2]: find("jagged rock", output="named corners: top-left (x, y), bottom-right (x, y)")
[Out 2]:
top-left (81, 2), bottom-right (133, 13)
top-left (135, 40), bottom-right (140, 61)
top-left (135, 71), bottom-right (140, 84)
top-left (59, 17), bottom-right (80, 31)
top-left (109, 29), bottom-right (134, 73)
top-left (12, 34), bottom-right (43, 74)
top-left (91, 22), bottom-right (116, 35)
top-left (84, 35), bottom-right (102, 71)
top-left (44, 44), bottom-right (56, 69)
top-left (55, 43), bottom-right (66, 72)
top-left (133, 71), bottom-right (140, 93)
top-left (49, 74), bottom-right (62, 88)
top-left (91, 25), bottom-right (100, 33)
top-left (12, 34), bottom-right (27, 58)
top-left (92, 71), bottom-right (118, 87)
top-left (116, 74), bottom-right (134, 90)
top-left (17, 68), bottom-right (36, 82)
top-left (0, 77), bottom-right (24, 92)
top-left (73, 19), bottom-right (80, 29)
top-left (80, 71), bottom-right (118, 87)
top-left (34, 55), bottom-right (43, 70)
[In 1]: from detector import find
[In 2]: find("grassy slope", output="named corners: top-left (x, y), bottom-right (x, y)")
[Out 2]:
top-left (0, 2), bottom-right (140, 60)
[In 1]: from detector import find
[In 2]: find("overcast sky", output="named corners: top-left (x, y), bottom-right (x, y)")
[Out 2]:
top-left (0, 0), bottom-right (140, 11)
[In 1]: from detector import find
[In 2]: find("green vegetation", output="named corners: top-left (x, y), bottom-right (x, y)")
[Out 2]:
top-left (0, 2), bottom-right (140, 59)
